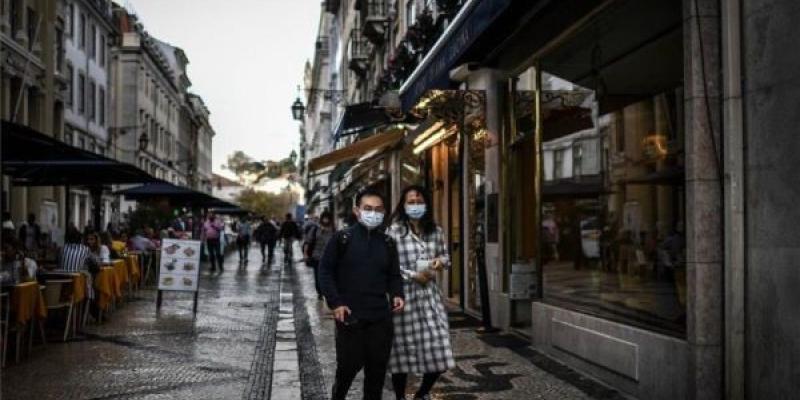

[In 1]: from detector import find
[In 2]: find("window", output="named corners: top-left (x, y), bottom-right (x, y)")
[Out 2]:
top-left (26, 7), bottom-right (36, 50)
top-left (78, 13), bottom-right (85, 49)
top-left (67, 3), bottom-right (74, 39)
top-left (88, 80), bottom-right (96, 121)
top-left (9, 0), bottom-right (19, 36)
top-left (534, 5), bottom-right (687, 335)
top-left (98, 87), bottom-right (106, 126)
top-left (89, 24), bottom-right (96, 59)
top-left (553, 149), bottom-right (565, 179)
top-left (66, 64), bottom-right (74, 108)
top-left (405, 0), bottom-right (416, 31)
top-left (77, 73), bottom-right (85, 114)
top-left (55, 26), bottom-right (64, 70)
top-left (99, 34), bottom-right (106, 65)
top-left (78, 137), bottom-right (85, 149)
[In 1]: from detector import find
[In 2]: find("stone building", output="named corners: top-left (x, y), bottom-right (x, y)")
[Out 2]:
top-left (62, 0), bottom-right (116, 229)
top-left (188, 93), bottom-right (214, 194)
top-left (1, 0), bottom-right (68, 230)
top-left (110, 6), bottom-right (187, 186)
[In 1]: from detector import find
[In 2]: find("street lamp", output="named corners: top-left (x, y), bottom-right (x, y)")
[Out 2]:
top-left (291, 97), bottom-right (305, 121)
top-left (138, 133), bottom-right (149, 151)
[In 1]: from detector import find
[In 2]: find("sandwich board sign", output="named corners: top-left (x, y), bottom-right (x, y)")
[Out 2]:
top-left (157, 238), bottom-right (201, 314)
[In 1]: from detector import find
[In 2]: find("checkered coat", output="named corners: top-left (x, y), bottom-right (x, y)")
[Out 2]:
top-left (387, 222), bottom-right (455, 374)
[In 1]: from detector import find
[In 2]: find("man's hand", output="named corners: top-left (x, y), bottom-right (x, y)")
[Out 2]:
top-left (332, 306), bottom-right (351, 322)
top-left (431, 258), bottom-right (445, 271)
top-left (392, 297), bottom-right (405, 313)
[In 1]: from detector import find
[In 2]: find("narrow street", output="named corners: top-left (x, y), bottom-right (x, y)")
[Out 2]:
top-left (2, 244), bottom-right (624, 400)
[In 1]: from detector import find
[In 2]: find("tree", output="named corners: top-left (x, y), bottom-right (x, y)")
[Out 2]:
top-left (223, 150), bottom-right (299, 185)
top-left (236, 188), bottom-right (294, 218)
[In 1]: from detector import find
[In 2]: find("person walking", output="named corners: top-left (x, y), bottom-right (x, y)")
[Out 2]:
top-left (254, 216), bottom-right (279, 265)
top-left (303, 211), bottom-right (335, 300)
top-left (318, 189), bottom-right (405, 400)
top-left (202, 214), bottom-right (225, 273)
top-left (279, 213), bottom-right (300, 265)
top-left (387, 186), bottom-right (455, 400)
top-left (236, 217), bottom-right (253, 264)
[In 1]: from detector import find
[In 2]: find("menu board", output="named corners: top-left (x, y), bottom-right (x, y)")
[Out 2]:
top-left (158, 239), bottom-right (201, 292)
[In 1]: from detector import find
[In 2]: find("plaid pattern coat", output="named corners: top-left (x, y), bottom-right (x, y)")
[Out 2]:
top-left (387, 222), bottom-right (455, 374)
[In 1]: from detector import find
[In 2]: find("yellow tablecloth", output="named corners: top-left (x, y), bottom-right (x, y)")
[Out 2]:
top-left (126, 254), bottom-right (141, 283)
top-left (11, 282), bottom-right (47, 325)
top-left (94, 267), bottom-right (116, 311)
top-left (110, 259), bottom-right (127, 297)
top-left (71, 273), bottom-right (87, 304)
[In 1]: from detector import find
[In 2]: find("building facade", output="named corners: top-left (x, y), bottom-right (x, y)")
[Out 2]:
top-left (62, 0), bottom-right (116, 229)
top-left (110, 6), bottom-right (187, 187)
top-left (304, 0), bottom-right (800, 398)
top-left (1, 0), bottom-right (67, 232)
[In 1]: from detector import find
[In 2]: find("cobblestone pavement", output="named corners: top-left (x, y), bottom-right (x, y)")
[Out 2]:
top-left (2, 243), bottom-right (627, 400)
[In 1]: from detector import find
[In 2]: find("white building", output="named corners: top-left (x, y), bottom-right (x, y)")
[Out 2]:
top-left (62, 0), bottom-right (116, 229)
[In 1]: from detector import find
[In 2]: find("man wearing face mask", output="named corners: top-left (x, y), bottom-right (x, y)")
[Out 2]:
top-left (318, 188), bottom-right (405, 400)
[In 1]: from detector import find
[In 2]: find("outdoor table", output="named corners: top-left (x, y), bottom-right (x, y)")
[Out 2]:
top-left (125, 254), bottom-right (141, 284)
top-left (94, 267), bottom-right (116, 311)
top-left (109, 259), bottom-right (127, 298)
top-left (71, 273), bottom-right (87, 304)
top-left (10, 282), bottom-right (47, 326)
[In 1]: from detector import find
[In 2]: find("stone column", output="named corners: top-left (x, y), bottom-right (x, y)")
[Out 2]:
top-left (467, 68), bottom-right (509, 328)
top-left (683, 0), bottom-right (723, 399)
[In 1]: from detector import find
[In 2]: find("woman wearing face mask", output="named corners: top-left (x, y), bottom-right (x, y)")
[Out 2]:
top-left (387, 185), bottom-right (454, 400)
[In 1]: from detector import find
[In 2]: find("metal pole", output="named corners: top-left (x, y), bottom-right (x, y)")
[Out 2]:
top-left (90, 186), bottom-right (102, 232)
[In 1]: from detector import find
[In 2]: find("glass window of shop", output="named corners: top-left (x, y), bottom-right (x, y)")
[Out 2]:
top-left (532, 1), bottom-right (686, 335)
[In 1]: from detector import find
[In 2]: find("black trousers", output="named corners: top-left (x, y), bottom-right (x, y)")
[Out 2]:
top-left (206, 238), bottom-right (223, 271)
top-left (333, 317), bottom-right (394, 400)
top-left (259, 241), bottom-right (277, 262)
top-left (237, 235), bottom-right (250, 260)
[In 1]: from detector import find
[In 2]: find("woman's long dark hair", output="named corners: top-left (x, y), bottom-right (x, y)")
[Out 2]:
top-left (392, 185), bottom-right (437, 238)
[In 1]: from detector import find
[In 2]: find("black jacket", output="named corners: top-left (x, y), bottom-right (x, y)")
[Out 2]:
top-left (254, 222), bottom-right (278, 243)
top-left (279, 220), bottom-right (300, 240)
top-left (318, 224), bottom-right (404, 321)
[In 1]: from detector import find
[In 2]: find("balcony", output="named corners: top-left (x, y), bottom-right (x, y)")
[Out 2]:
top-left (325, 0), bottom-right (341, 14)
top-left (357, 0), bottom-right (388, 46)
top-left (348, 30), bottom-right (369, 77)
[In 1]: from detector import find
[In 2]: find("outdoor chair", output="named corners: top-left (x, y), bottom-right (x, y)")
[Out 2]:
top-left (43, 279), bottom-right (75, 342)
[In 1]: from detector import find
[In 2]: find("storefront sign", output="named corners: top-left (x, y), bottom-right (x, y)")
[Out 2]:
top-left (509, 262), bottom-right (537, 300)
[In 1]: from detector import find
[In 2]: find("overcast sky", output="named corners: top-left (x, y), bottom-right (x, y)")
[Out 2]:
top-left (125, 0), bottom-right (319, 178)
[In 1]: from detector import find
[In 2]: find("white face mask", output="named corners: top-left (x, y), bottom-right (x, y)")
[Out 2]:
top-left (359, 210), bottom-right (384, 229)
top-left (405, 204), bottom-right (427, 220)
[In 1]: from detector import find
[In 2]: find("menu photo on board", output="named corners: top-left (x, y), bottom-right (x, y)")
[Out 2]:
top-left (158, 239), bottom-right (202, 292)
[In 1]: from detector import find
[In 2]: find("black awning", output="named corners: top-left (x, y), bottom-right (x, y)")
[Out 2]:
top-left (2, 120), bottom-right (157, 186)
top-left (115, 182), bottom-right (231, 208)
top-left (542, 177), bottom-right (607, 199)
top-left (622, 167), bottom-right (684, 186)
top-left (399, 0), bottom-right (512, 111)
top-left (209, 206), bottom-right (250, 215)
top-left (332, 102), bottom-right (389, 141)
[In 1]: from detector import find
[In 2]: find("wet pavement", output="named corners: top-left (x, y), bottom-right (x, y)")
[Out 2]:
top-left (2, 243), bottom-right (626, 400)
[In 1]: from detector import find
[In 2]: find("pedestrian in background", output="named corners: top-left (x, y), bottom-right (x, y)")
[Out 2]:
top-left (303, 210), bottom-right (335, 300)
top-left (319, 189), bottom-right (405, 400)
top-left (236, 217), bottom-right (252, 264)
top-left (202, 214), bottom-right (225, 273)
top-left (254, 216), bottom-right (278, 266)
top-left (387, 186), bottom-right (455, 400)
top-left (279, 213), bottom-right (300, 265)
top-left (18, 213), bottom-right (42, 252)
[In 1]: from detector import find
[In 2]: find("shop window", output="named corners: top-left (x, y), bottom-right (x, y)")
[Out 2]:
top-left (534, 1), bottom-right (686, 336)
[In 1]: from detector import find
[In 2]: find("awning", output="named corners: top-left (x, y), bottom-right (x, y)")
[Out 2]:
top-left (332, 102), bottom-right (389, 141)
top-left (399, 0), bottom-right (512, 111)
top-left (115, 182), bottom-right (234, 208)
top-left (2, 120), bottom-right (157, 186)
top-left (209, 206), bottom-right (250, 215)
top-left (622, 167), bottom-right (684, 186)
top-left (309, 130), bottom-right (405, 172)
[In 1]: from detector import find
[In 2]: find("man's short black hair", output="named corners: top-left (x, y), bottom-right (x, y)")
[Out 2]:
top-left (356, 188), bottom-right (386, 207)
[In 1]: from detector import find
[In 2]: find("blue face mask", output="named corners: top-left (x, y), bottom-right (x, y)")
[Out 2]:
top-left (405, 204), bottom-right (427, 220)
top-left (359, 210), bottom-right (384, 229)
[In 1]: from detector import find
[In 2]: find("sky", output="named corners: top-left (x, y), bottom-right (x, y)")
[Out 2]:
top-left (125, 0), bottom-right (320, 179)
